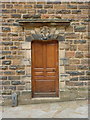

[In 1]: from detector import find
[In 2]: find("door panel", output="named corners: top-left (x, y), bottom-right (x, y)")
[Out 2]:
top-left (32, 40), bottom-right (59, 97)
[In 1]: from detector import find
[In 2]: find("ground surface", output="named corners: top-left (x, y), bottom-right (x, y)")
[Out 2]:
top-left (0, 100), bottom-right (89, 118)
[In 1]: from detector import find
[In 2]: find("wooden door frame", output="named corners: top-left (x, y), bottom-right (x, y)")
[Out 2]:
top-left (31, 40), bottom-right (59, 98)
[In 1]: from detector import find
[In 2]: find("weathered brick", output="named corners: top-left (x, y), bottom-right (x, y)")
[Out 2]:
top-left (38, 9), bottom-right (47, 13)
top-left (78, 45), bottom-right (88, 51)
top-left (81, 59), bottom-right (88, 64)
top-left (72, 10), bottom-right (81, 14)
top-left (67, 5), bottom-right (77, 9)
top-left (10, 46), bottom-right (19, 50)
top-left (4, 71), bottom-right (15, 75)
top-left (11, 81), bottom-right (25, 85)
top-left (6, 55), bottom-right (13, 59)
top-left (74, 26), bottom-right (86, 32)
top-left (2, 61), bottom-right (11, 65)
top-left (70, 77), bottom-right (78, 81)
top-left (34, 4), bottom-right (43, 8)
top-left (17, 86), bottom-right (25, 90)
top-left (77, 65), bottom-right (88, 70)
top-left (65, 33), bottom-right (80, 39)
top-left (8, 76), bottom-right (20, 80)
top-left (0, 66), bottom-right (8, 70)
top-left (2, 27), bottom-right (11, 32)
top-left (65, 65), bottom-right (76, 70)
top-left (69, 59), bottom-right (80, 64)
top-left (86, 71), bottom-right (90, 75)
top-left (0, 76), bottom-right (7, 80)
top-left (16, 70), bottom-right (25, 75)
top-left (2, 9), bottom-right (10, 13)
top-left (6, 4), bottom-right (13, 8)
top-left (2, 42), bottom-right (13, 46)
top-left (70, 45), bottom-right (77, 51)
top-left (0, 56), bottom-right (5, 59)
top-left (56, 10), bottom-right (71, 14)
top-left (74, 40), bottom-right (86, 44)
top-left (4, 86), bottom-right (16, 90)
top-left (79, 5), bottom-right (89, 9)
top-left (11, 14), bottom-right (21, 18)
top-left (79, 76), bottom-right (89, 81)
top-left (2, 81), bottom-right (10, 85)
top-left (66, 51), bottom-right (75, 58)
top-left (66, 81), bottom-right (84, 86)
top-left (75, 52), bottom-right (83, 58)
top-left (66, 71), bottom-right (85, 76)
top-left (44, 4), bottom-right (53, 8)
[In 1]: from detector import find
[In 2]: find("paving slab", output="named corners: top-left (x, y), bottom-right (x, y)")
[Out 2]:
top-left (1, 100), bottom-right (88, 118)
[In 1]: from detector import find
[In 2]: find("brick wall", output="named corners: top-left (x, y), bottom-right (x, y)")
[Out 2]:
top-left (1, 1), bottom-right (89, 105)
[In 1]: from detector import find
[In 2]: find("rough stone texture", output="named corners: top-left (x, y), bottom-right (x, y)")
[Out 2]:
top-left (1, 1), bottom-right (89, 105)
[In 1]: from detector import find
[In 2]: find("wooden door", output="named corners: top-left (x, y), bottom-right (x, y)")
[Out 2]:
top-left (31, 40), bottom-right (59, 97)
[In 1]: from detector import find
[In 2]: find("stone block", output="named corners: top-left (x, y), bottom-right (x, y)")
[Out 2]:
top-left (79, 76), bottom-right (89, 81)
top-left (25, 67), bottom-right (31, 75)
top-left (0, 76), bottom-right (7, 80)
top-left (60, 74), bottom-right (70, 81)
top-left (2, 61), bottom-right (11, 65)
top-left (11, 14), bottom-right (21, 18)
top-left (44, 4), bottom-right (53, 8)
top-left (65, 65), bottom-right (76, 70)
top-left (75, 52), bottom-right (83, 58)
top-left (11, 81), bottom-right (25, 85)
top-left (26, 36), bottom-right (33, 42)
top-left (69, 59), bottom-right (80, 64)
top-left (79, 5), bottom-right (89, 9)
top-left (66, 51), bottom-right (75, 58)
top-left (0, 66), bottom-right (8, 70)
top-left (25, 83), bottom-right (31, 90)
top-left (2, 9), bottom-right (10, 13)
top-left (16, 70), bottom-right (25, 75)
top-left (74, 25), bottom-right (86, 32)
top-left (2, 81), bottom-right (10, 85)
top-left (70, 77), bottom-right (78, 81)
top-left (66, 71), bottom-right (85, 76)
top-left (6, 4), bottom-right (13, 8)
top-left (70, 45), bottom-right (77, 51)
top-left (56, 10), bottom-right (71, 14)
top-left (34, 4), bottom-right (43, 8)
top-left (0, 56), bottom-right (5, 59)
top-left (78, 45), bottom-right (88, 51)
top-left (86, 71), bottom-right (90, 75)
top-left (2, 42), bottom-right (13, 46)
top-left (59, 66), bottom-right (65, 74)
top-left (2, 27), bottom-right (11, 32)
top-left (8, 76), bottom-right (20, 80)
top-left (60, 58), bottom-right (69, 65)
top-left (59, 50), bottom-right (65, 58)
top-left (38, 9), bottom-right (47, 13)
top-left (4, 71), bottom-right (15, 75)
top-left (9, 65), bottom-right (18, 70)
top-left (77, 65), bottom-right (88, 70)
top-left (59, 81), bottom-right (66, 91)
top-left (22, 42), bottom-right (31, 49)
top-left (67, 5), bottom-right (77, 9)
top-left (24, 5), bottom-right (33, 8)
top-left (72, 10), bottom-right (81, 14)
top-left (11, 26), bottom-right (22, 32)
top-left (74, 40), bottom-right (86, 44)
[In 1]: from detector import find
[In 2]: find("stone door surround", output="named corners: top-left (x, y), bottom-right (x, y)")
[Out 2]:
top-left (19, 19), bottom-right (70, 96)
